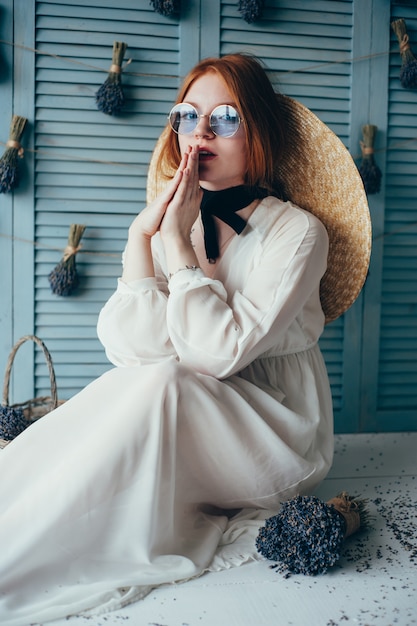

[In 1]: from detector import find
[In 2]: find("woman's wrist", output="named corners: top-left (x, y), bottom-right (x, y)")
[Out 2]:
top-left (168, 265), bottom-right (200, 280)
top-left (164, 237), bottom-right (199, 280)
top-left (128, 223), bottom-right (153, 243)
top-left (122, 237), bottom-right (155, 282)
top-left (160, 230), bottom-right (192, 250)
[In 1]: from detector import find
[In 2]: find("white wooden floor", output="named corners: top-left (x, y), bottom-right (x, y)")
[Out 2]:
top-left (46, 433), bottom-right (417, 626)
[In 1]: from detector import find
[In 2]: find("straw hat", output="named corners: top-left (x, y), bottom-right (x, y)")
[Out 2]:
top-left (147, 94), bottom-right (372, 324)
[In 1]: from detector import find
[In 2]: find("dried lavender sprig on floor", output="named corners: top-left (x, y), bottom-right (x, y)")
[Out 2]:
top-left (48, 224), bottom-right (86, 296)
top-left (96, 42), bottom-right (128, 115)
top-left (0, 115), bottom-right (28, 194)
top-left (256, 493), bottom-right (369, 576)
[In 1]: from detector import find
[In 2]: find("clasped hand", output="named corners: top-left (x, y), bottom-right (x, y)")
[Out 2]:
top-left (130, 145), bottom-right (202, 245)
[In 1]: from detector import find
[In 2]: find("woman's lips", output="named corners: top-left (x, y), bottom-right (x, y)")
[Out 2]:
top-left (198, 150), bottom-right (216, 162)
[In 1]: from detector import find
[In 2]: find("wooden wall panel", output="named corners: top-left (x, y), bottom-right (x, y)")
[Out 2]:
top-left (1, 0), bottom-right (416, 432)
top-left (33, 1), bottom-right (181, 397)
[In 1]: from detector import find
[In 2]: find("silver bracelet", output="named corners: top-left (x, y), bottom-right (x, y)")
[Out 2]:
top-left (168, 265), bottom-right (200, 280)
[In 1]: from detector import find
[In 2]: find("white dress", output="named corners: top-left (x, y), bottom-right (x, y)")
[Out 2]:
top-left (0, 197), bottom-right (334, 625)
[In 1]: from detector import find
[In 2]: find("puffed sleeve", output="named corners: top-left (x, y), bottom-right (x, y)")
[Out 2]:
top-left (166, 209), bottom-right (328, 379)
top-left (96, 261), bottom-right (177, 367)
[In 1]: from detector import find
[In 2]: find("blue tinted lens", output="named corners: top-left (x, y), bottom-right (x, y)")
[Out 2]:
top-left (210, 105), bottom-right (240, 137)
top-left (169, 104), bottom-right (199, 134)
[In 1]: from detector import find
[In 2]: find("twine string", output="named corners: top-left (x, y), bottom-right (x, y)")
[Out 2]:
top-left (2, 133), bottom-right (416, 166)
top-left (0, 38), bottom-right (175, 79)
top-left (109, 58), bottom-right (132, 74)
top-left (328, 496), bottom-right (361, 538)
top-left (63, 245), bottom-right (82, 261)
top-left (0, 218), bottom-right (415, 255)
top-left (0, 38), bottom-right (393, 80)
top-left (400, 34), bottom-right (410, 55)
top-left (360, 142), bottom-right (374, 156)
top-left (6, 140), bottom-right (24, 157)
top-left (0, 232), bottom-right (121, 257)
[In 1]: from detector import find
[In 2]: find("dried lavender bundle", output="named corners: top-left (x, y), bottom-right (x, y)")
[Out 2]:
top-left (150, 0), bottom-right (180, 16)
top-left (256, 493), bottom-right (368, 576)
top-left (358, 125), bottom-right (382, 195)
top-left (0, 404), bottom-right (28, 440)
top-left (238, 0), bottom-right (265, 23)
top-left (96, 42), bottom-right (128, 115)
top-left (391, 18), bottom-right (417, 88)
top-left (0, 115), bottom-right (28, 194)
top-left (48, 224), bottom-right (86, 296)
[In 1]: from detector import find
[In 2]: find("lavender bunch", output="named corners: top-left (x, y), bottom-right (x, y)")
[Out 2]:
top-left (358, 125), bottom-right (382, 195)
top-left (256, 493), bottom-right (368, 576)
top-left (0, 115), bottom-right (28, 194)
top-left (391, 19), bottom-right (417, 88)
top-left (96, 42), bottom-right (128, 115)
top-left (238, 0), bottom-right (265, 23)
top-left (150, 0), bottom-right (180, 16)
top-left (0, 405), bottom-right (28, 441)
top-left (48, 224), bottom-right (86, 296)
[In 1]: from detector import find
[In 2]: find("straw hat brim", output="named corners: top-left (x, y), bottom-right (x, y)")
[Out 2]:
top-left (147, 94), bottom-right (372, 324)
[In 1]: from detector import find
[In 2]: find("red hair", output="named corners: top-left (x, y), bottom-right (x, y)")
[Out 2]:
top-left (156, 53), bottom-right (287, 197)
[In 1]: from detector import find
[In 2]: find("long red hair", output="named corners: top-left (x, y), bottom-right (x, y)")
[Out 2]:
top-left (156, 53), bottom-right (287, 197)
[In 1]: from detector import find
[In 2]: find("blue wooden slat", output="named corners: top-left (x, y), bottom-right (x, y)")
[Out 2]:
top-left (0, 0), bottom-right (14, 377)
top-left (10, 0), bottom-right (37, 402)
top-left (36, 6), bottom-right (174, 29)
top-left (35, 198), bottom-right (147, 212)
top-left (383, 4), bottom-right (417, 429)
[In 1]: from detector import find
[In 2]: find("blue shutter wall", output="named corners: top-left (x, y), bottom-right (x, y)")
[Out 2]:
top-left (219, 0), bottom-right (355, 424)
top-left (1, 0), bottom-right (416, 433)
top-left (376, 2), bottom-right (417, 424)
top-left (33, 1), bottom-right (181, 398)
top-left (359, 0), bottom-right (417, 432)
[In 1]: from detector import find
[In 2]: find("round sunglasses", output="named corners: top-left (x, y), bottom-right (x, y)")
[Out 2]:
top-left (168, 103), bottom-right (243, 138)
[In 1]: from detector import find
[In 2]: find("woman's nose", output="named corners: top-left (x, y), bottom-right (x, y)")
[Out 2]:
top-left (194, 114), bottom-right (213, 138)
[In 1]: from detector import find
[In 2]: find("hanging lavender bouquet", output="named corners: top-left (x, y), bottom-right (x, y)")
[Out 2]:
top-left (391, 18), bottom-right (417, 88)
top-left (150, 0), bottom-right (180, 16)
top-left (0, 115), bottom-right (28, 194)
top-left (96, 41), bottom-right (128, 115)
top-left (358, 125), bottom-right (382, 195)
top-left (256, 493), bottom-right (368, 576)
top-left (48, 224), bottom-right (86, 296)
top-left (238, 0), bottom-right (265, 23)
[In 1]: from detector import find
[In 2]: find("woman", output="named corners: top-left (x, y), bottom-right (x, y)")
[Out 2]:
top-left (0, 54), bottom-right (370, 625)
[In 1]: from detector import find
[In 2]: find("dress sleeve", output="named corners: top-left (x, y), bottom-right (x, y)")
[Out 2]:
top-left (96, 265), bottom-right (177, 367)
top-left (166, 210), bottom-right (328, 379)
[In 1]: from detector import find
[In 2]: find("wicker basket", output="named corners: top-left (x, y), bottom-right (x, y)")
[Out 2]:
top-left (0, 335), bottom-right (63, 448)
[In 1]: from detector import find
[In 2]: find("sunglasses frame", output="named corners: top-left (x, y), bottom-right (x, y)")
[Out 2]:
top-left (168, 102), bottom-right (244, 138)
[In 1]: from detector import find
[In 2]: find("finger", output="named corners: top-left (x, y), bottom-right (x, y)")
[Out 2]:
top-left (161, 159), bottom-right (187, 203)
top-left (165, 146), bottom-right (198, 210)
top-left (186, 146), bottom-right (202, 199)
top-left (191, 145), bottom-right (201, 184)
top-left (183, 146), bottom-right (198, 183)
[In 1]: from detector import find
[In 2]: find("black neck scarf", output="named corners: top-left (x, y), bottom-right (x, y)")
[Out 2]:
top-left (200, 185), bottom-right (267, 262)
